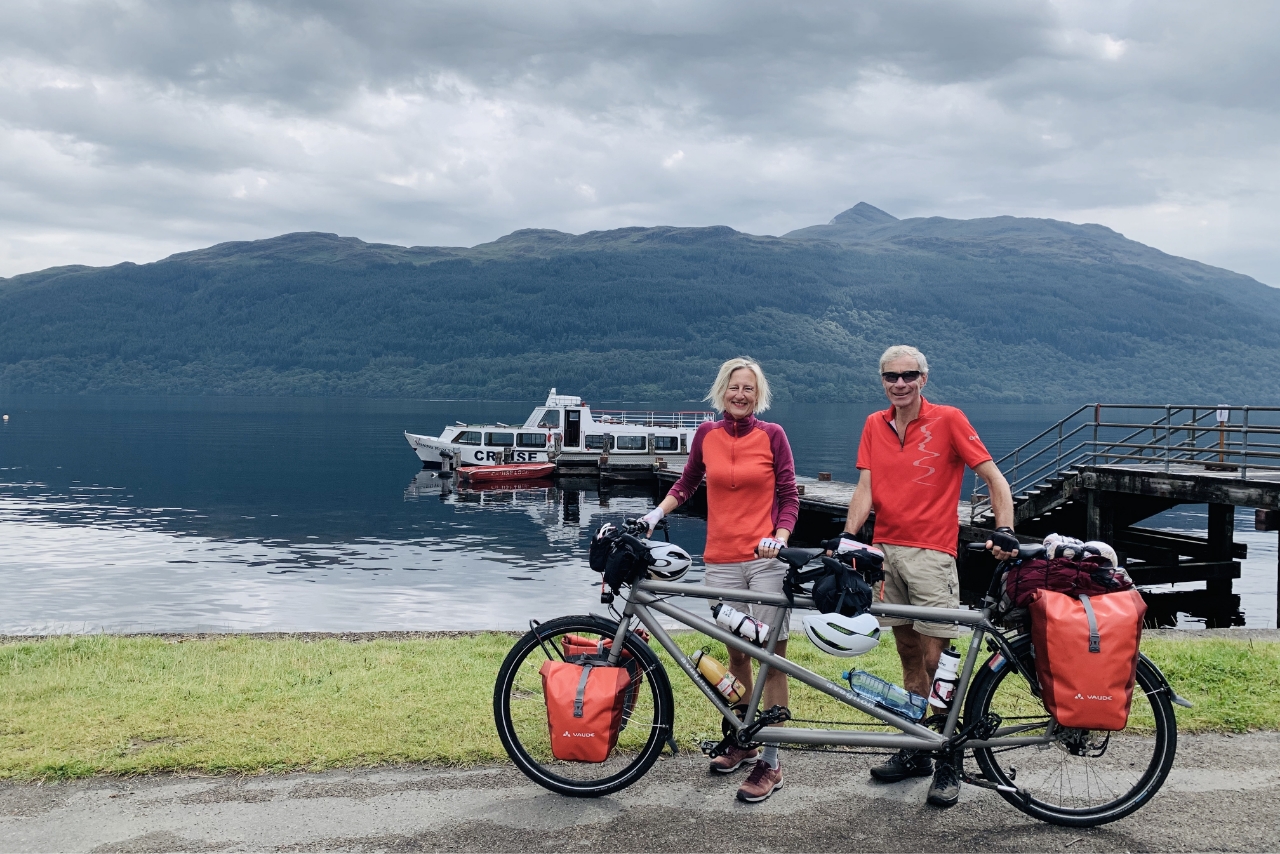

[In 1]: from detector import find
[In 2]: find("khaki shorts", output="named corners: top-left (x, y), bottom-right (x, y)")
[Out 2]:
top-left (703, 558), bottom-right (790, 641)
top-left (874, 544), bottom-right (961, 639)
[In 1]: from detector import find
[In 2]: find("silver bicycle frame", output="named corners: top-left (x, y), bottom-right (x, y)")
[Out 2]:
top-left (608, 578), bottom-right (1053, 751)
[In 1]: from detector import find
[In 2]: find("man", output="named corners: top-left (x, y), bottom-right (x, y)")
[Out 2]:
top-left (842, 345), bottom-right (1016, 808)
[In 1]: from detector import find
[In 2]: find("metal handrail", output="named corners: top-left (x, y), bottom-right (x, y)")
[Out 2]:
top-left (970, 403), bottom-right (1280, 522)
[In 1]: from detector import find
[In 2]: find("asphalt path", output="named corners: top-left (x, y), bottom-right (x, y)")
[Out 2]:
top-left (2, 732), bottom-right (1278, 853)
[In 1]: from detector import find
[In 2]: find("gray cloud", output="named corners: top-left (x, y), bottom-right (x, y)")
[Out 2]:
top-left (1, 0), bottom-right (1277, 284)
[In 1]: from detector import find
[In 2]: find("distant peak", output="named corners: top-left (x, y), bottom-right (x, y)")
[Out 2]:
top-left (830, 202), bottom-right (898, 226)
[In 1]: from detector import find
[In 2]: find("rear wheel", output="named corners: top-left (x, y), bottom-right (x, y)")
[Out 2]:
top-left (966, 635), bottom-right (1177, 827)
top-left (493, 615), bottom-right (674, 797)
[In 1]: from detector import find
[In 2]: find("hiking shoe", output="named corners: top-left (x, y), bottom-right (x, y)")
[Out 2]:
top-left (709, 744), bottom-right (760, 774)
top-left (869, 749), bottom-right (933, 783)
top-left (736, 760), bottom-right (784, 803)
top-left (926, 756), bottom-right (961, 808)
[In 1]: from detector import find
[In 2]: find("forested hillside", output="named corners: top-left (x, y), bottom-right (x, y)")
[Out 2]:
top-left (3, 204), bottom-right (1278, 403)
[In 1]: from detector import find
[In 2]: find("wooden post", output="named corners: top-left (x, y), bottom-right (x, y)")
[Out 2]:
top-left (1206, 503), bottom-right (1234, 598)
top-left (1086, 489), bottom-right (1113, 543)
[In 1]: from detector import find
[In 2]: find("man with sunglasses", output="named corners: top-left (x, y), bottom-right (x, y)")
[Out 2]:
top-left (842, 345), bottom-right (1015, 808)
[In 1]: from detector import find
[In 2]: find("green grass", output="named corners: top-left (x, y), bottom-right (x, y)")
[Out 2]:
top-left (1, 633), bottom-right (1276, 780)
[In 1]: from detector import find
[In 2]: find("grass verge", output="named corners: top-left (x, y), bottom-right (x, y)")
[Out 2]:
top-left (1, 633), bottom-right (1276, 780)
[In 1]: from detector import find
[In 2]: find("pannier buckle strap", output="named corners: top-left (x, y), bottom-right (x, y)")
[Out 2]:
top-left (1079, 594), bottom-right (1101, 653)
top-left (573, 663), bottom-right (594, 718)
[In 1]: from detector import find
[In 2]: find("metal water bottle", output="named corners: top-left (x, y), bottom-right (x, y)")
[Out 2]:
top-left (711, 602), bottom-right (771, 645)
top-left (929, 647), bottom-right (962, 710)
top-left (691, 649), bottom-right (746, 704)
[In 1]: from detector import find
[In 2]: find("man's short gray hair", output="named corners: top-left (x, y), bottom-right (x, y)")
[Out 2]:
top-left (879, 345), bottom-right (929, 375)
top-left (706, 357), bottom-right (773, 414)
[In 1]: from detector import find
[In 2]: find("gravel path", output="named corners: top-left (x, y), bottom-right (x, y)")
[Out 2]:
top-left (2, 732), bottom-right (1278, 853)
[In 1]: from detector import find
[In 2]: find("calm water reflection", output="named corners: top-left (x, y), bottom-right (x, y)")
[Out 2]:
top-left (0, 395), bottom-right (1274, 632)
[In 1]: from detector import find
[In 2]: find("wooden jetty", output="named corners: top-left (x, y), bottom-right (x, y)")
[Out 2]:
top-left (654, 403), bottom-right (1280, 625)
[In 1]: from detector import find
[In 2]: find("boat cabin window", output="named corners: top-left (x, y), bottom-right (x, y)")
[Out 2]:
top-left (585, 434), bottom-right (607, 450)
top-left (454, 430), bottom-right (482, 445)
top-left (615, 435), bottom-right (647, 451)
top-left (654, 436), bottom-right (680, 452)
top-left (516, 432), bottom-right (547, 448)
top-left (536, 409), bottom-right (560, 429)
top-left (485, 432), bottom-right (515, 447)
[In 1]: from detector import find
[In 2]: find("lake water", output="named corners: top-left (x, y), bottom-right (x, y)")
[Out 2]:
top-left (0, 395), bottom-right (1275, 634)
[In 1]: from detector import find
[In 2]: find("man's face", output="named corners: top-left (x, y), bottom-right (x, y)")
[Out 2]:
top-left (881, 355), bottom-right (927, 411)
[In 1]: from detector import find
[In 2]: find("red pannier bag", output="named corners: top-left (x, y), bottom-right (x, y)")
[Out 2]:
top-left (561, 634), bottom-right (644, 728)
top-left (1029, 588), bottom-right (1147, 730)
top-left (539, 660), bottom-right (632, 762)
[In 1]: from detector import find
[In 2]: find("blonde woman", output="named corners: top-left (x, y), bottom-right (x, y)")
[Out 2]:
top-left (641, 357), bottom-right (799, 803)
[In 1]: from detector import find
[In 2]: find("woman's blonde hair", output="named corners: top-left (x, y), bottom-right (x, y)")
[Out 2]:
top-left (706, 357), bottom-right (772, 414)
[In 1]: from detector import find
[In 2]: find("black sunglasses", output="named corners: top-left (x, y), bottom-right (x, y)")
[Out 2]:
top-left (881, 371), bottom-right (923, 384)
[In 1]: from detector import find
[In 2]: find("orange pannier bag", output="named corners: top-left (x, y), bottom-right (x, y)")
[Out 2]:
top-left (539, 660), bottom-right (633, 762)
top-left (1029, 588), bottom-right (1147, 731)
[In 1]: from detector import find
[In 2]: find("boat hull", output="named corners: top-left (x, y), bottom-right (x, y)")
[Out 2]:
top-left (458, 463), bottom-right (556, 483)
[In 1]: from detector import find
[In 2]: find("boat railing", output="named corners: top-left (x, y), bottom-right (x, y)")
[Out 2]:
top-left (592, 410), bottom-right (716, 429)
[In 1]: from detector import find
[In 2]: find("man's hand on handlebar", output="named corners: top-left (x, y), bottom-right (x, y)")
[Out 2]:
top-left (986, 526), bottom-right (1020, 561)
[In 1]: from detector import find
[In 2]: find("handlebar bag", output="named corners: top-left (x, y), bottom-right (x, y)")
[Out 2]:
top-left (1029, 588), bottom-right (1146, 731)
top-left (539, 659), bottom-right (633, 762)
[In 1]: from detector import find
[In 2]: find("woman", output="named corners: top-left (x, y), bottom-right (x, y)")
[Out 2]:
top-left (641, 356), bottom-right (799, 803)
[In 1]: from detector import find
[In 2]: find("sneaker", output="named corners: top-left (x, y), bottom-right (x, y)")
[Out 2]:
top-left (869, 749), bottom-right (933, 783)
top-left (926, 756), bottom-right (961, 808)
top-left (709, 744), bottom-right (759, 774)
top-left (736, 760), bottom-right (783, 803)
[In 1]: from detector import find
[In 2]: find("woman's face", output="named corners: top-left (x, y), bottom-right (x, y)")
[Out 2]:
top-left (723, 367), bottom-right (759, 420)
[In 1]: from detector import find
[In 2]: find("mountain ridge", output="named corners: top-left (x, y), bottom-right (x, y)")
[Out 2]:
top-left (2, 205), bottom-right (1277, 403)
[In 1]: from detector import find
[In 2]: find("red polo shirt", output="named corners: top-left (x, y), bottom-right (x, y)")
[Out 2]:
top-left (855, 397), bottom-right (991, 556)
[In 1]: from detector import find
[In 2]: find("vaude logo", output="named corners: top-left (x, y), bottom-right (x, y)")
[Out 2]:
top-left (1074, 693), bottom-right (1114, 701)
top-left (563, 731), bottom-right (595, 738)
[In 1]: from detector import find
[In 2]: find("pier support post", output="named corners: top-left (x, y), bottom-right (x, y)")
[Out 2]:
top-left (1206, 503), bottom-right (1234, 598)
top-left (1086, 490), bottom-right (1113, 543)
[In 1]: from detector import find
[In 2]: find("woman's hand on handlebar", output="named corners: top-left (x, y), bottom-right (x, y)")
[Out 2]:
top-left (756, 536), bottom-right (786, 559)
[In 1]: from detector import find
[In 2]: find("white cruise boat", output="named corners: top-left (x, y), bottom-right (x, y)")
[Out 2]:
top-left (405, 389), bottom-right (714, 471)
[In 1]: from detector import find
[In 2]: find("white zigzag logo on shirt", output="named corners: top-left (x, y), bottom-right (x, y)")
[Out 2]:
top-left (913, 417), bottom-right (941, 486)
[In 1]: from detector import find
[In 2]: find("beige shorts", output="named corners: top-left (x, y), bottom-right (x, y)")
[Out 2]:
top-left (874, 544), bottom-right (961, 639)
top-left (702, 558), bottom-right (790, 641)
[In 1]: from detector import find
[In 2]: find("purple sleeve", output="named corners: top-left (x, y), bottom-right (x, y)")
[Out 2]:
top-left (666, 422), bottom-right (712, 505)
top-left (764, 423), bottom-right (800, 533)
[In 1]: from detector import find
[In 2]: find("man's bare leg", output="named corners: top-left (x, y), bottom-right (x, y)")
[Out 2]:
top-left (892, 624), bottom-right (945, 697)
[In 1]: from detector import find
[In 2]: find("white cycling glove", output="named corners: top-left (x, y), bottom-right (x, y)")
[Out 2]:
top-left (640, 507), bottom-right (665, 535)
top-left (758, 536), bottom-right (786, 553)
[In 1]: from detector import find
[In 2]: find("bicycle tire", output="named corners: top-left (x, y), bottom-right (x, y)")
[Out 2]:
top-left (966, 635), bottom-right (1177, 827)
top-left (493, 614), bottom-right (674, 797)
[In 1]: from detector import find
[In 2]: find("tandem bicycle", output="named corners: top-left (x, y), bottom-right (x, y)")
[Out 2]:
top-left (493, 521), bottom-right (1186, 827)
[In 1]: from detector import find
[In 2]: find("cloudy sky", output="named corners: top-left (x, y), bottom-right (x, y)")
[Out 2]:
top-left (2, 0), bottom-right (1277, 284)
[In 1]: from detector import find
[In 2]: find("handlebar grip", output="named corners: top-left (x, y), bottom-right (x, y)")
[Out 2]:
top-left (966, 542), bottom-right (988, 552)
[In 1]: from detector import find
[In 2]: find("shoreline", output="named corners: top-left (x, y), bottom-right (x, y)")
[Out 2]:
top-left (3, 626), bottom-right (1279, 644)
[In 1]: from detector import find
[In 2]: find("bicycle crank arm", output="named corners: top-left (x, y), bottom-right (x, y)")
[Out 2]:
top-left (961, 771), bottom-right (1019, 796)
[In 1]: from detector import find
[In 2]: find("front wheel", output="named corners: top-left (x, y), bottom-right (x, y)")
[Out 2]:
top-left (493, 615), bottom-right (674, 797)
top-left (966, 635), bottom-right (1177, 827)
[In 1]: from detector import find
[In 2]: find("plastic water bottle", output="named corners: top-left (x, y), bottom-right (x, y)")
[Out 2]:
top-left (691, 649), bottom-right (746, 704)
top-left (929, 648), bottom-right (961, 710)
top-left (842, 670), bottom-right (928, 721)
top-left (711, 603), bottom-right (770, 645)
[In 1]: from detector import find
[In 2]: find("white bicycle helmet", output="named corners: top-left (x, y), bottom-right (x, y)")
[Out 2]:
top-left (644, 541), bottom-right (693, 581)
top-left (1082, 540), bottom-right (1119, 568)
top-left (803, 612), bottom-right (881, 657)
